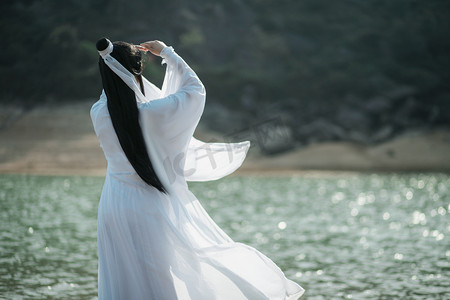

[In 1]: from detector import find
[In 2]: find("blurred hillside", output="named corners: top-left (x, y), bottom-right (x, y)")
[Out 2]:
top-left (1, 0), bottom-right (449, 151)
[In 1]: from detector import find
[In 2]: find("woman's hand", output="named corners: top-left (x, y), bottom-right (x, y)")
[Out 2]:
top-left (137, 40), bottom-right (167, 56)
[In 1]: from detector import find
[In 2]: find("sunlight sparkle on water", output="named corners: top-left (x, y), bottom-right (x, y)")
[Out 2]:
top-left (278, 221), bottom-right (287, 230)
top-left (1, 173), bottom-right (449, 299)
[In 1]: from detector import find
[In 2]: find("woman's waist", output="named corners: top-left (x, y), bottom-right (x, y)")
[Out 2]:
top-left (106, 168), bottom-right (150, 189)
top-left (106, 167), bottom-right (187, 191)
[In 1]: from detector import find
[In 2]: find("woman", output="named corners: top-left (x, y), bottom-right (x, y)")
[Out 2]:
top-left (91, 37), bottom-right (305, 299)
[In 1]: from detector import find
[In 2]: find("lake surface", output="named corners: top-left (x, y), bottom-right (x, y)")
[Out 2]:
top-left (0, 173), bottom-right (448, 299)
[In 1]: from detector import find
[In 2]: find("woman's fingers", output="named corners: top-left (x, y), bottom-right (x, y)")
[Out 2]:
top-left (140, 41), bottom-right (156, 49)
top-left (138, 42), bottom-right (150, 51)
top-left (139, 40), bottom-right (166, 56)
top-left (135, 45), bottom-right (148, 51)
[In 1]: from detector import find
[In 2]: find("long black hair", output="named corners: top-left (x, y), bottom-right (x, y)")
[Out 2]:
top-left (96, 37), bottom-right (167, 194)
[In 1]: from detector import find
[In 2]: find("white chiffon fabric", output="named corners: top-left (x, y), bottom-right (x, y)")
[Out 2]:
top-left (90, 46), bottom-right (305, 299)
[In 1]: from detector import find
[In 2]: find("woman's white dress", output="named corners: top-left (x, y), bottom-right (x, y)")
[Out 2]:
top-left (90, 46), bottom-right (305, 299)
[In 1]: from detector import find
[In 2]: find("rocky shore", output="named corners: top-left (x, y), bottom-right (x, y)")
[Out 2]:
top-left (0, 100), bottom-right (449, 176)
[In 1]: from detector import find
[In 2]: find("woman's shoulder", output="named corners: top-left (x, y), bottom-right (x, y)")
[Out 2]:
top-left (90, 90), bottom-right (108, 120)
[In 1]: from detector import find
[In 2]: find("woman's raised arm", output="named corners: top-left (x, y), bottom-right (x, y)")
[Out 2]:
top-left (137, 41), bottom-right (206, 141)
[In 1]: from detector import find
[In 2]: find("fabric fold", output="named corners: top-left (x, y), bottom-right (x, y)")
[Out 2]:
top-left (92, 44), bottom-right (304, 299)
top-left (138, 46), bottom-right (251, 185)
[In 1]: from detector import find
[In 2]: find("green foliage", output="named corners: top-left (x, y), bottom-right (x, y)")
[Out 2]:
top-left (180, 27), bottom-right (205, 49)
top-left (1, 0), bottom-right (449, 127)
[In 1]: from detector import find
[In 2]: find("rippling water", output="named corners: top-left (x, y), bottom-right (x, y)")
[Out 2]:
top-left (0, 173), bottom-right (448, 299)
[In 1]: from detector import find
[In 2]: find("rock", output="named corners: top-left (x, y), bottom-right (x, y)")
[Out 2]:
top-left (334, 106), bottom-right (371, 131)
top-left (346, 131), bottom-right (370, 144)
top-left (202, 102), bottom-right (248, 134)
top-left (370, 125), bottom-right (395, 144)
top-left (393, 97), bottom-right (422, 128)
top-left (295, 119), bottom-right (346, 144)
top-left (382, 86), bottom-right (416, 102)
top-left (364, 96), bottom-right (391, 114)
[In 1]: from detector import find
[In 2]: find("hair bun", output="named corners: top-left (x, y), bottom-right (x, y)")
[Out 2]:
top-left (96, 37), bottom-right (110, 51)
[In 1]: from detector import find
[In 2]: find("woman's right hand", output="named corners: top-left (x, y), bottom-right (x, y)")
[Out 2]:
top-left (137, 40), bottom-right (167, 56)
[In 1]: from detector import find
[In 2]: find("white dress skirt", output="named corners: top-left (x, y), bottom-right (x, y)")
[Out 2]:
top-left (91, 46), bottom-right (305, 299)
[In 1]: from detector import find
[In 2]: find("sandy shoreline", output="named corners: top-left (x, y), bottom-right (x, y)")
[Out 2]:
top-left (1, 101), bottom-right (449, 177)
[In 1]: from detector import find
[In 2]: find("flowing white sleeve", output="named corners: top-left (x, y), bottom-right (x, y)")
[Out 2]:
top-left (184, 137), bottom-right (250, 182)
top-left (139, 46), bottom-right (205, 140)
top-left (139, 47), bottom-right (250, 184)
